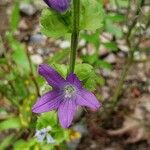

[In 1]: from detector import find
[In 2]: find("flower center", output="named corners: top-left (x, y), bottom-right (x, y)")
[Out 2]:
top-left (64, 84), bottom-right (76, 99)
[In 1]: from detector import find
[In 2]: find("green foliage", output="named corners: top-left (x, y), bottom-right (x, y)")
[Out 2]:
top-left (105, 19), bottom-right (123, 38)
top-left (13, 138), bottom-right (56, 150)
top-left (5, 32), bottom-right (30, 74)
top-left (19, 95), bottom-right (36, 127)
top-left (52, 63), bottom-right (104, 91)
top-left (40, 0), bottom-right (104, 38)
top-left (53, 64), bottom-right (68, 78)
top-left (0, 0), bottom-right (137, 149)
top-left (106, 13), bottom-right (125, 22)
top-left (0, 117), bottom-right (22, 131)
top-left (49, 49), bottom-right (70, 63)
top-left (75, 63), bottom-right (105, 91)
top-left (10, 1), bottom-right (20, 32)
top-left (0, 135), bottom-right (14, 150)
top-left (80, 0), bottom-right (104, 31)
top-left (104, 13), bottom-right (125, 38)
top-left (13, 139), bottom-right (39, 150)
top-left (103, 42), bottom-right (118, 52)
top-left (40, 9), bottom-right (71, 38)
top-left (0, 58), bottom-right (7, 64)
top-left (81, 29), bottom-right (101, 49)
top-left (110, 0), bottom-right (129, 8)
top-left (36, 112), bottom-right (57, 129)
top-left (82, 54), bottom-right (112, 70)
top-left (36, 112), bottom-right (69, 145)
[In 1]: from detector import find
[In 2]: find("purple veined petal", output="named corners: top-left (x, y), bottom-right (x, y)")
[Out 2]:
top-left (66, 73), bottom-right (83, 89)
top-left (58, 99), bottom-right (77, 128)
top-left (32, 90), bottom-right (63, 113)
top-left (38, 64), bottom-right (66, 88)
top-left (43, 0), bottom-right (70, 13)
top-left (76, 89), bottom-right (101, 110)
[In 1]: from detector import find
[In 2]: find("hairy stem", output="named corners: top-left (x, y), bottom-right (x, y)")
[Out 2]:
top-left (69, 0), bottom-right (80, 73)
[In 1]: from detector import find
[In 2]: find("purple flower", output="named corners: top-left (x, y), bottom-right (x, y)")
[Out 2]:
top-left (43, 0), bottom-right (70, 13)
top-left (32, 64), bottom-right (101, 128)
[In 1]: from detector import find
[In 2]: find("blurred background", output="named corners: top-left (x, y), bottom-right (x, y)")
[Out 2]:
top-left (0, 0), bottom-right (150, 150)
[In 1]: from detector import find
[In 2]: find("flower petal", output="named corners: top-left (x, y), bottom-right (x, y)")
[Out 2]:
top-left (38, 64), bottom-right (65, 88)
top-left (66, 73), bottom-right (82, 89)
top-left (35, 133), bottom-right (46, 142)
top-left (32, 90), bottom-right (62, 113)
top-left (43, 0), bottom-right (70, 13)
top-left (46, 134), bottom-right (55, 144)
top-left (76, 89), bottom-right (101, 110)
top-left (58, 100), bottom-right (77, 128)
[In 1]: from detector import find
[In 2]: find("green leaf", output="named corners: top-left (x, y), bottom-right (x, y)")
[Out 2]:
top-left (75, 63), bottom-right (104, 91)
top-left (0, 117), bottom-right (22, 131)
top-left (83, 71), bottom-right (104, 91)
top-left (81, 29), bottom-right (102, 49)
top-left (5, 32), bottom-right (30, 74)
top-left (10, 1), bottom-right (20, 32)
top-left (36, 111), bottom-right (69, 145)
top-left (40, 9), bottom-right (70, 38)
top-left (110, 0), bottom-right (129, 8)
top-left (53, 129), bottom-right (68, 144)
top-left (13, 74), bottom-right (28, 100)
top-left (36, 111), bottom-right (58, 129)
top-left (105, 19), bottom-right (123, 38)
top-left (19, 96), bottom-right (35, 127)
top-left (82, 54), bottom-right (98, 65)
top-left (40, 0), bottom-right (104, 38)
top-left (53, 64), bottom-right (68, 78)
top-left (75, 63), bottom-right (93, 80)
top-left (114, 0), bottom-right (129, 7)
top-left (50, 49), bottom-right (70, 63)
top-left (107, 13), bottom-right (125, 22)
top-left (96, 60), bottom-right (112, 70)
top-left (95, 74), bottom-right (105, 86)
top-left (0, 58), bottom-right (7, 64)
top-left (13, 139), bottom-right (39, 150)
top-left (0, 135), bottom-right (14, 150)
top-left (80, 0), bottom-right (104, 31)
top-left (103, 42), bottom-right (118, 52)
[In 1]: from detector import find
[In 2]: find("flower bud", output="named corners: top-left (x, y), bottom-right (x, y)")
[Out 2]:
top-left (43, 0), bottom-right (70, 13)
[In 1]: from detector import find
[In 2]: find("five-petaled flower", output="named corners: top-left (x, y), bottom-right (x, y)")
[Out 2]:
top-left (32, 64), bottom-right (101, 128)
top-left (43, 0), bottom-right (70, 13)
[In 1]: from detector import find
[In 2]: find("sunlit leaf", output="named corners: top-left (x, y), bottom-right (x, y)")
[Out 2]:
top-left (0, 117), bottom-right (22, 131)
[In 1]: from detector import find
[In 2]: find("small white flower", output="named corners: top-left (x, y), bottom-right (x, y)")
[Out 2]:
top-left (35, 126), bottom-right (55, 144)
top-left (35, 129), bottom-right (46, 142)
top-left (46, 134), bottom-right (56, 144)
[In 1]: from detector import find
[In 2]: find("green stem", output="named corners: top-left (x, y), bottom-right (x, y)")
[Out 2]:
top-left (111, 0), bottom-right (144, 106)
top-left (111, 55), bottom-right (133, 106)
top-left (25, 45), bottom-right (40, 97)
top-left (69, 0), bottom-right (80, 73)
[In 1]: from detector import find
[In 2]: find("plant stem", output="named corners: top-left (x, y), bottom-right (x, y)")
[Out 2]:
top-left (111, 0), bottom-right (144, 106)
top-left (25, 45), bottom-right (40, 97)
top-left (69, 0), bottom-right (80, 73)
top-left (111, 55), bottom-right (133, 106)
